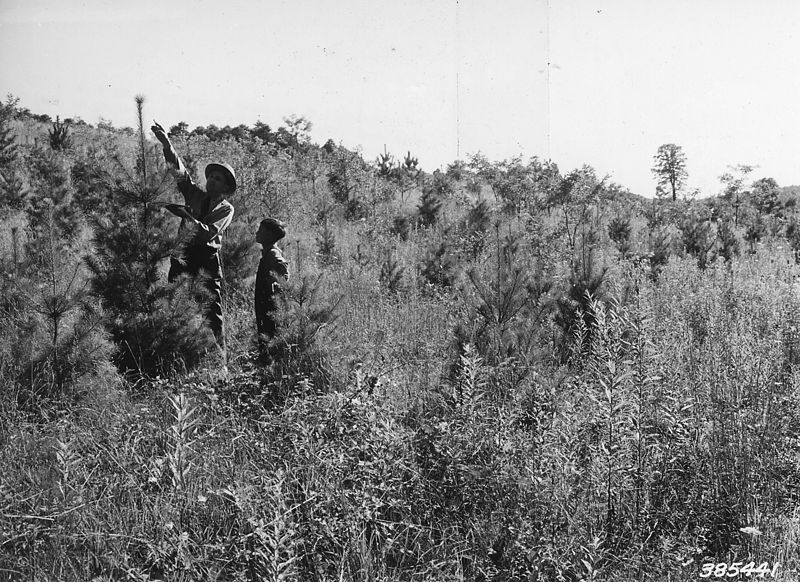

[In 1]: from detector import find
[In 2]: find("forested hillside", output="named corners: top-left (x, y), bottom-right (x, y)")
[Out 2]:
top-left (2, 95), bottom-right (799, 581)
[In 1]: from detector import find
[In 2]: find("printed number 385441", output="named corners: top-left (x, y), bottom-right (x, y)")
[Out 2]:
top-left (699, 562), bottom-right (779, 578)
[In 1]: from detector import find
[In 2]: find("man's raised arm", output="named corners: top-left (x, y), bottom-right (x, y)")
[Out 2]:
top-left (151, 121), bottom-right (191, 181)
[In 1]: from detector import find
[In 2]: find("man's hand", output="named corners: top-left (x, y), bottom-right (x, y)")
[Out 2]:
top-left (151, 121), bottom-right (171, 146)
top-left (152, 121), bottom-right (182, 168)
top-left (163, 203), bottom-right (194, 220)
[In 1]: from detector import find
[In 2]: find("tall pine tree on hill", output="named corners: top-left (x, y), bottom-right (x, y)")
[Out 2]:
top-left (86, 96), bottom-right (215, 377)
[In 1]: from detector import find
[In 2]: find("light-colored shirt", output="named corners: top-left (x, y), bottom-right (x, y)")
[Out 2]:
top-left (165, 150), bottom-right (234, 252)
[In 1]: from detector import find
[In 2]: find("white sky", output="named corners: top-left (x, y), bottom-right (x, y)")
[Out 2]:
top-left (1, 0), bottom-right (799, 196)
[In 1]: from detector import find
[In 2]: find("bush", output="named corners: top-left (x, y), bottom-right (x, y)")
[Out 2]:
top-left (86, 99), bottom-right (216, 378)
top-left (417, 186), bottom-right (442, 227)
top-left (258, 273), bottom-right (341, 407)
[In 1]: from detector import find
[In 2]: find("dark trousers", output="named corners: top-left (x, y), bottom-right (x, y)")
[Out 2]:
top-left (169, 250), bottom-right (225, 348)
top-left (255, 288), bottom-right (278, 341)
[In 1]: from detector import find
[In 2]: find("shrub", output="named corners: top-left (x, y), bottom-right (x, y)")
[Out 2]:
top-left (86, 98), bottom-right (216, 378)
top-left (608, 214), bottom-right (632, 258)
top-left (554, 228), bottom-right (608, 358)
top-left (454, 232), bottom-right (552, 395)
top-left (420, 239), bottom-right (458, 289)
top-left (679, 209), bottom-right (715, 269)
top-left (390, 214), bottom-right (411, 241)
top-left (259, 273), bottom-right (341, 407)
top-left (417, 186), bottom-right (442, 227)
top-left (48, 116), bottom-right (72, 150)
top-left (379, 250), bottom-right (405, 294)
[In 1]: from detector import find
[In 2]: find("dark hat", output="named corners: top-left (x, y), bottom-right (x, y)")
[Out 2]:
top-left (259, 218), bottom-right (286, 240)
top-left (205, 162), bottom-right (237, 193)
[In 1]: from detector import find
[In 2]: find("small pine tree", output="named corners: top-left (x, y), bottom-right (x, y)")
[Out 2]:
top-left (390, 214), bottom-right (411, 241)
top-left (607, 215), bottom-right (632, 258)
top-left (467, 199), bottom-right (491, 233)
top-left (379, 249), bottom-right (405, 294)
top-left (716, 218), bottom-right (740, 262)
top-left (554, 228), bottom-right (608, 358)
top-left (70, 156), bottom-right (115, 215)
top-left (344, 196), bottom-right (368, 221)
top-left (0, 168), bottom-right (26, 210)
top-left (316, 220), bottom-right (338, 265)
top-left (48, 116), bottom-right (72, 151)
top-left (679, 211), bottom-right (715, 269)
top-left (17, 208), bottom-right (112, 398)
top-left (26, 147), bottom-right (83, 245)
top-left (327, 151), bottom-right (356, 204)
top-left (647, 226), bottom-right (671, 278)
top-left (417, 186), bottom-right (442, 227)
top-left (260, 273), bottom-right (341, 405)
top-left (0, 96), bottom-right (19, 168)
top-left (744, 214), bottom-right (766, 254)
top-left (458, 234), bottom-right (551, 364)
top-left (0, 97), bottom-right (24, 210)
top-left (420, 239), bottom-right (458, 289)
top-left (376, 146), bottom-right (395, 178)
top-left (219, 222), bottom-right (259, 295)
top-left (396, 151), bottom-right (421, 203)
top-left (86, 96), bottom-right (214, 377)
top-left (786, 219), bottom-right (800, 263)
top-left (463, 199), bottom-right (491, 258)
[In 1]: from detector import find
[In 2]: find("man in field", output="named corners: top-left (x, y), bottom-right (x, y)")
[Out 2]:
top-left (151, 121), bottom-right (235, 357)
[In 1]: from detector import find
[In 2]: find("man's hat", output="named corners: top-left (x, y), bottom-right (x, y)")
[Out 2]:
top-left (205, 162), bottom-right (237, 194)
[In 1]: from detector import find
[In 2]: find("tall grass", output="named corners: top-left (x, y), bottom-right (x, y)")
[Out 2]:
top-left (4, 108), bottom-right (800, 580)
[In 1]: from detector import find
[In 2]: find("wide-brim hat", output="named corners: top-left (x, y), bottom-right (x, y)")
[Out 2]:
top-left (205, 162), bottom-right (237, 194)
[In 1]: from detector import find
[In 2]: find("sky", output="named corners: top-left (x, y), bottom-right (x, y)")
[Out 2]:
top-left (1, 0), bottom-right (799, 197)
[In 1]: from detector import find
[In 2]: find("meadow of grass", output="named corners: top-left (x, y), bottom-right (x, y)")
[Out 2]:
top-left (2, 101), bottom-right (800, 581)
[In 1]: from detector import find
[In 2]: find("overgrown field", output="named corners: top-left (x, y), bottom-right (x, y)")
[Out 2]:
top-left (2, 98), bottom-right (800, 581)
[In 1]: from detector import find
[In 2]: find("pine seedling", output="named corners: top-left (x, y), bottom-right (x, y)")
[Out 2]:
top-left (48, 116), bottom-right (72, 151)
top-left (86, 96), bottom-right (213, 376)
top-left (350, 243), bottom-right (371, 271)
top-left (607, 215), bottom-right (632, 259)
top-left (467, 199), bottom-right (491, 234)
top-left (390, 214), bottom-right (411, 241)
top-left (23, 206), bottom-right (90, 393)
top-left (0, 100), bottom-right (24, 210)
top-left (316, 220), bottom-right (338, 265)
top-left (379, 249), bottom-right (405, 294)
top-left (744, 214), bottom-right (766, 254)
top-left (327, 150), bottom-right (359, 204)
top-left (0, 97), bottom-right (19, 167)
top-left (264, 273), bottom-right (341, 394)
top-left (376, 146), bottom-right (395, 178)
top-left (679, 212), bottom-right (715, 269)
top-left (464, 199), bottom-right (491, 258)
top-left (460, 232), bottom-right (551, 367)
top-left (0, 168), bottom-right (26, 210)
top-left (420, 239), bottom-right (458, 289)
top-left (417, 186), bottom-right (442, 227)
top-left (402, 151), bottom-right (419, 177)
top-left (787, 218), bottom-right (800, 262)
top-left (716, 218), bottom-right (740, 262)
top-left (166, 392), bottom-right (200, 490)
top-left (397, 151), bottom-right (421, 203)
top-left (647, 226), bottom-right (671, 278)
